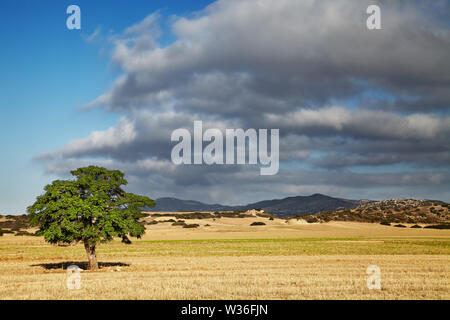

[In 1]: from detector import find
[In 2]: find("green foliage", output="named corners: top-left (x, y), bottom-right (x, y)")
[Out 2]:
top-left (27, 166), bottom-right (154, 246)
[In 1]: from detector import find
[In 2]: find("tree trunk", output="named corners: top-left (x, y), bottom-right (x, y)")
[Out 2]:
top-left (84, 241), bottom-right (98, 270)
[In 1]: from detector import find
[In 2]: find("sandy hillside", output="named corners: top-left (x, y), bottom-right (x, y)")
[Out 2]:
top-left (138, 213), bottom-right (450, 240)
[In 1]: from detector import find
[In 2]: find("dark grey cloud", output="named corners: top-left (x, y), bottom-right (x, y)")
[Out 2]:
top-left (87, 0), bottom-right (450, 115)
top-left (37, 0), bottom-right (450, 203)
top-left (37, 155), bottom-right (450, 204)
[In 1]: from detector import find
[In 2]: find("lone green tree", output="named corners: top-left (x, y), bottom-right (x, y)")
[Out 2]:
top-left (27, 166), bottom-right (154, 270)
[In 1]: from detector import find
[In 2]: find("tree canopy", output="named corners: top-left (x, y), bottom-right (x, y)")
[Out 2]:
top-left (27, 166), bottom-right (154, 270)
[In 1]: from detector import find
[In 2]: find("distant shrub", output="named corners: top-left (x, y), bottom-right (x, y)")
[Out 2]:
top-left (216, 212), bottom-right (247, 218)
top-left (0, 215), bottom-right (30, 230)
top-left (204, 224), bottom-right (211, 227)
top-left (149, 213), bottom-right (177, 217)
top-left (269, 217), bottom-right (274, 221)
top-left (147, 220), bottom-right (158, 225)
top-left (255, 213), bottom-right (269, 218)
top-left (306, 216), bottom-right (319, 223)
top-left (176, 212), bottom-right (214, 219)
top-left (172, 221), bottom-right (187, 226)
top-left (394, 224), bottom-right (407, 228)
top-left (380, 221), bottom-right (390, 226)
top-left (250, 222), bottom-right (266, 226)
top-left (14, 230), bottom-right (36, 237)
top-left (410, 225), bottom-right (422, 228)
top-left (424, 224), bottom-right (450, 230)
top-left (183, 224), bottom-right (200, 229)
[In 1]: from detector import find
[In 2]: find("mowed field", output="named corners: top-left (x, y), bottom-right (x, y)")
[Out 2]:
top-left (0, 214), bottom-right (449, 300)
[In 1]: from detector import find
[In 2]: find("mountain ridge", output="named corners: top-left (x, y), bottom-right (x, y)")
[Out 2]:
top-left (144, 193), bottom-right (363, 217)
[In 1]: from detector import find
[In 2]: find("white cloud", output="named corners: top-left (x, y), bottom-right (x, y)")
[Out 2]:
top-left (265, 107), bottom-right (450, 140)
top-left (56, 117), bottom-right (137, 158)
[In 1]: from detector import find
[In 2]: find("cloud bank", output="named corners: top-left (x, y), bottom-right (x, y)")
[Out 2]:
top-left (38, 0), bottom-right (450, 203)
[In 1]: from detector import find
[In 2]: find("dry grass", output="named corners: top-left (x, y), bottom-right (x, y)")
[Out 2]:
top-left (0, 219), bottom-right (449, 300)
top-left (1, 255), bottom-right (448, 300)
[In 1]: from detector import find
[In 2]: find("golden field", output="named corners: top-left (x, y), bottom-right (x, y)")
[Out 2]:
top-left (0, 215), bottom-right (449, 300)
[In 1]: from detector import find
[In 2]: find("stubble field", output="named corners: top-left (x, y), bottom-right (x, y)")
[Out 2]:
top-left (0, 215), bottom-right (449, 299)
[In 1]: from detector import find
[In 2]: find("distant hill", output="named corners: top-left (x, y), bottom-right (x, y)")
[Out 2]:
top-left (143, 193), bottom-right (361, 217)
top-left (239, 194), bottom-right (360, 216)
top-left (145, 197), bottom-right (236, 212)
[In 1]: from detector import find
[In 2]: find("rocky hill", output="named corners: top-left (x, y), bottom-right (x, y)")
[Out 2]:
top-left (299, 199), bottom-right (449, 224)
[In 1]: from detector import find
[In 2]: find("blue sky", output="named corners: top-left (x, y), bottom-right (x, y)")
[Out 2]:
top-left (1, 0), bottom-right (449, 214)
top-left (0, 0), bottom-right (214, 213)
